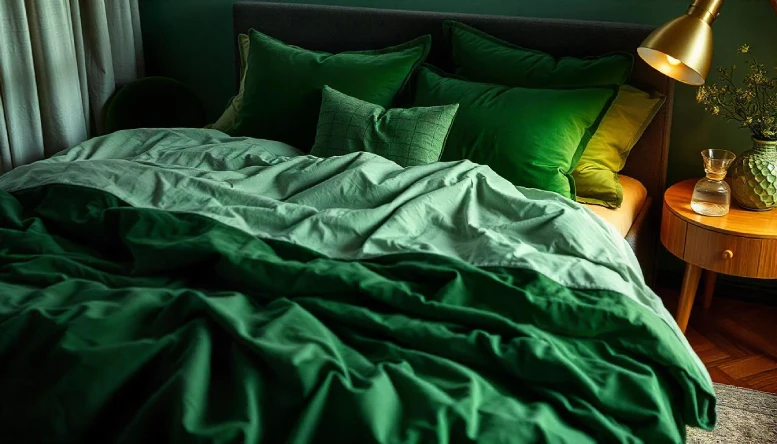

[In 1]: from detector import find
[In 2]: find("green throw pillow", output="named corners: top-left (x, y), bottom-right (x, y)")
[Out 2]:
top-left (574, 86), bottom-right (666, 208)
top-left (311, 86), bottom-right (458, 167)
top-left (412, 67), bottom-right (617, 199)
top-left (443, 21), bottom-right (633, 88)
top-left (229, 29), bottom-right (431, 151)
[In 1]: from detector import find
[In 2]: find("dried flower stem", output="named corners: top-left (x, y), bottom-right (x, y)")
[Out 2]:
top-left (696, 45), bottom-right (777, 140)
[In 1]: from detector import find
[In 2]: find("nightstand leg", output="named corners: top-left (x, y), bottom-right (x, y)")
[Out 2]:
top-left (702, 271), bottom-right (717, 310)
top-left (676, 263), bottom-right (702, 333)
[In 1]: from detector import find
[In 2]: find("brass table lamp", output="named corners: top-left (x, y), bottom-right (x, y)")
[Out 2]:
top-left (639, 0), bottom-right (777, 85)
top-left (637, 0), bottom-right (723, 85)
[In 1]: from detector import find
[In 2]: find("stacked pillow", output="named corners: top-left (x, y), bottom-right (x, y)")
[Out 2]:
top-left (224, 29), bottom-right (433, 150)
top-left (212, 29), bottom-right (461, 167)
top-left (442, 21), bottom-right (666, 207)
top-left (210, 22), bottom-right (664, 206)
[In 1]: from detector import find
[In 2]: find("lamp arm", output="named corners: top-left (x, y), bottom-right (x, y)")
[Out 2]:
top-left (690, 0), bottom-right (777, 19)
top-left (687, 0), bottom-right (724, 24)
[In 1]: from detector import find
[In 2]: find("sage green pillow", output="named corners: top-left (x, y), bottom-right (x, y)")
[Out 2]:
top-left (229, 29), bottom-right (431, 151)
top-left (443, 21), bottom-right (633, 88)
top-left (412, 67), bottom-right (618, 198)
top-left (311, 86), bottom-right (459, 167)
top-left (207, 33), bottom-right (250, 132)
top-left (574, 86), bottom-right (666, 208)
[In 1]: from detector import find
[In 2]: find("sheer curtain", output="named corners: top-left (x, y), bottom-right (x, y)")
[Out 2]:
top-left (0, 0), bottom-right (143, 172)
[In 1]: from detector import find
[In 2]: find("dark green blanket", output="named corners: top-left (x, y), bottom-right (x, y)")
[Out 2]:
top-left (0, 183), bottom-right (715, 443)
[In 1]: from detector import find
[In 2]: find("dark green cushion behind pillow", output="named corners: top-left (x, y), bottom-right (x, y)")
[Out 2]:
top-left (443, 21), bottom-right (633, 88)
top-left (311, 86), bottom-right (459, 167)
top-left (412, 67), bottom-right (618, 198)
top-left (104, 77), bottom-right (206, 133)
top-left (229, 29), bottom-right (432, 151)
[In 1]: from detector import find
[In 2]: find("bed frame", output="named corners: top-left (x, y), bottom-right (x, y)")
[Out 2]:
top-left (232, 1), bottom-right (674, 285)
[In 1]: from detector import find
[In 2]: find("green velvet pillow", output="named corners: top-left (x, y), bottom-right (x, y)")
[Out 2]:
top-left (412, 67), bottom-right (618, 198)
top-left (574, 86), bottom-right (666, 208)
top-left (229, 29), bottom-right (431, 151)
top-left (311, 86), bottom-right (459, 167)
top-left (443, 21), bottom-right (633, 88)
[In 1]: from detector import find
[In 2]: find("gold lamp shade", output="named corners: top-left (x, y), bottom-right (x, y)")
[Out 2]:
top-left (638, 0), bottom-right (724, 85)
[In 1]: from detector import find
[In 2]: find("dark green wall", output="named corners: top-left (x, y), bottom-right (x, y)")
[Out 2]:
top-left (140, 0), bottom-right (777, 185)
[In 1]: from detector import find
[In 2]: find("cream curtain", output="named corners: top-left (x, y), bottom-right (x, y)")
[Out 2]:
top-left (0, 0), bottom-right (144, 172)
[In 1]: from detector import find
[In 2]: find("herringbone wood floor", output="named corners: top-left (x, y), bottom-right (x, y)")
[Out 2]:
top-left (660, 289), bottom-right (777, 394)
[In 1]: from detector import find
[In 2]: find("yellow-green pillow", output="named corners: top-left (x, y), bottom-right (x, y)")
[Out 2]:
top-left (207, 34), bottom-right (250, 132)
top-left (573, 86), bottom-right (665, 208)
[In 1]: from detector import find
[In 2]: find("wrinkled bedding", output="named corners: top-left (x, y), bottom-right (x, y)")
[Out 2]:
top-left (0, 129), bottom-right (714, 443)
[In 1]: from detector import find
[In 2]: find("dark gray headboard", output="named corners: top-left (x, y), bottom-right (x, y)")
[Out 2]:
top-left (233, 1), bottom-right (674, 199)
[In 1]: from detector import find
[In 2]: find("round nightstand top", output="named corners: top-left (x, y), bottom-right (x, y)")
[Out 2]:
top-left (665, 179), bottom-right (777, 239)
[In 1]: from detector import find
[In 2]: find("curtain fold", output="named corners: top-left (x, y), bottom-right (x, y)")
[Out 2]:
top-left (0, 0), bottom-right (144, 172)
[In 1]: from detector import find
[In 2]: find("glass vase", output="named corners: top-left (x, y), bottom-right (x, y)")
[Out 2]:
top-left (731, 138), bottom-right (777, 211)
top-left (691, 149), bottom-right (736, 217)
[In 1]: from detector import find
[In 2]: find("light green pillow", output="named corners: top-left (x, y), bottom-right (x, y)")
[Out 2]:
top-left (207, 34), bottom-right (250, 132)
top-left (311, 86), bottom-right (458, 167)
top-left (574, 86), bottom-right (666, 208)
top-left (443, 20), bottom-right (633, 88)
top-left (229, 29), bottom-right (431, 151)
top-left (412, 66), bottom-right (618, 199)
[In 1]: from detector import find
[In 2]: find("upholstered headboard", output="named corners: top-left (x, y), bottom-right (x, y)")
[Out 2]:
top-left (233, 1), bottom-right (674, 200)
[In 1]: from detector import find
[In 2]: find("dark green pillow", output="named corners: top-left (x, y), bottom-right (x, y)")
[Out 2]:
top-left (412, 67), bottom-right (618, 198)
top-left (311, 86), bottom-right (459, 167)
top-left (443, 21), bottom-right (633, 88)
top-left (229, 29), bottom-right (431, 151)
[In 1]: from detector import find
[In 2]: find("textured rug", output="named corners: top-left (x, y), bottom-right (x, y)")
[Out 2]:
top-left (688, 383), bottom-right (777, 443)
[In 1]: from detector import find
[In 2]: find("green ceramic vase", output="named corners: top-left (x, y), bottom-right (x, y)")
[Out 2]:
top-left (731, 138), bottom-right (777, 211)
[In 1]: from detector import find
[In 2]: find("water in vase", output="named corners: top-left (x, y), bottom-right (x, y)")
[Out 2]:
top-left (691, 179), bottom-right (730, 216)
top-left (691, 149), bottom-right (736, 217)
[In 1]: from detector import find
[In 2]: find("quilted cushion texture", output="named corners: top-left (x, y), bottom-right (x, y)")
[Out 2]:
top-left (311, 86), bottom-right (458, 167)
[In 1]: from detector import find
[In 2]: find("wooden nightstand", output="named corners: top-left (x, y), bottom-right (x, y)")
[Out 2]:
top-left (661, 179), bottom-right (777, 333)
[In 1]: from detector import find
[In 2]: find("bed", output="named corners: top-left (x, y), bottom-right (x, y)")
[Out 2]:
top-left (230, 2), bottom-right (674, 285)
top-left (585, 175), bottom-right (649, 237)
top-left (0, 3), bottom-right (713, 443)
